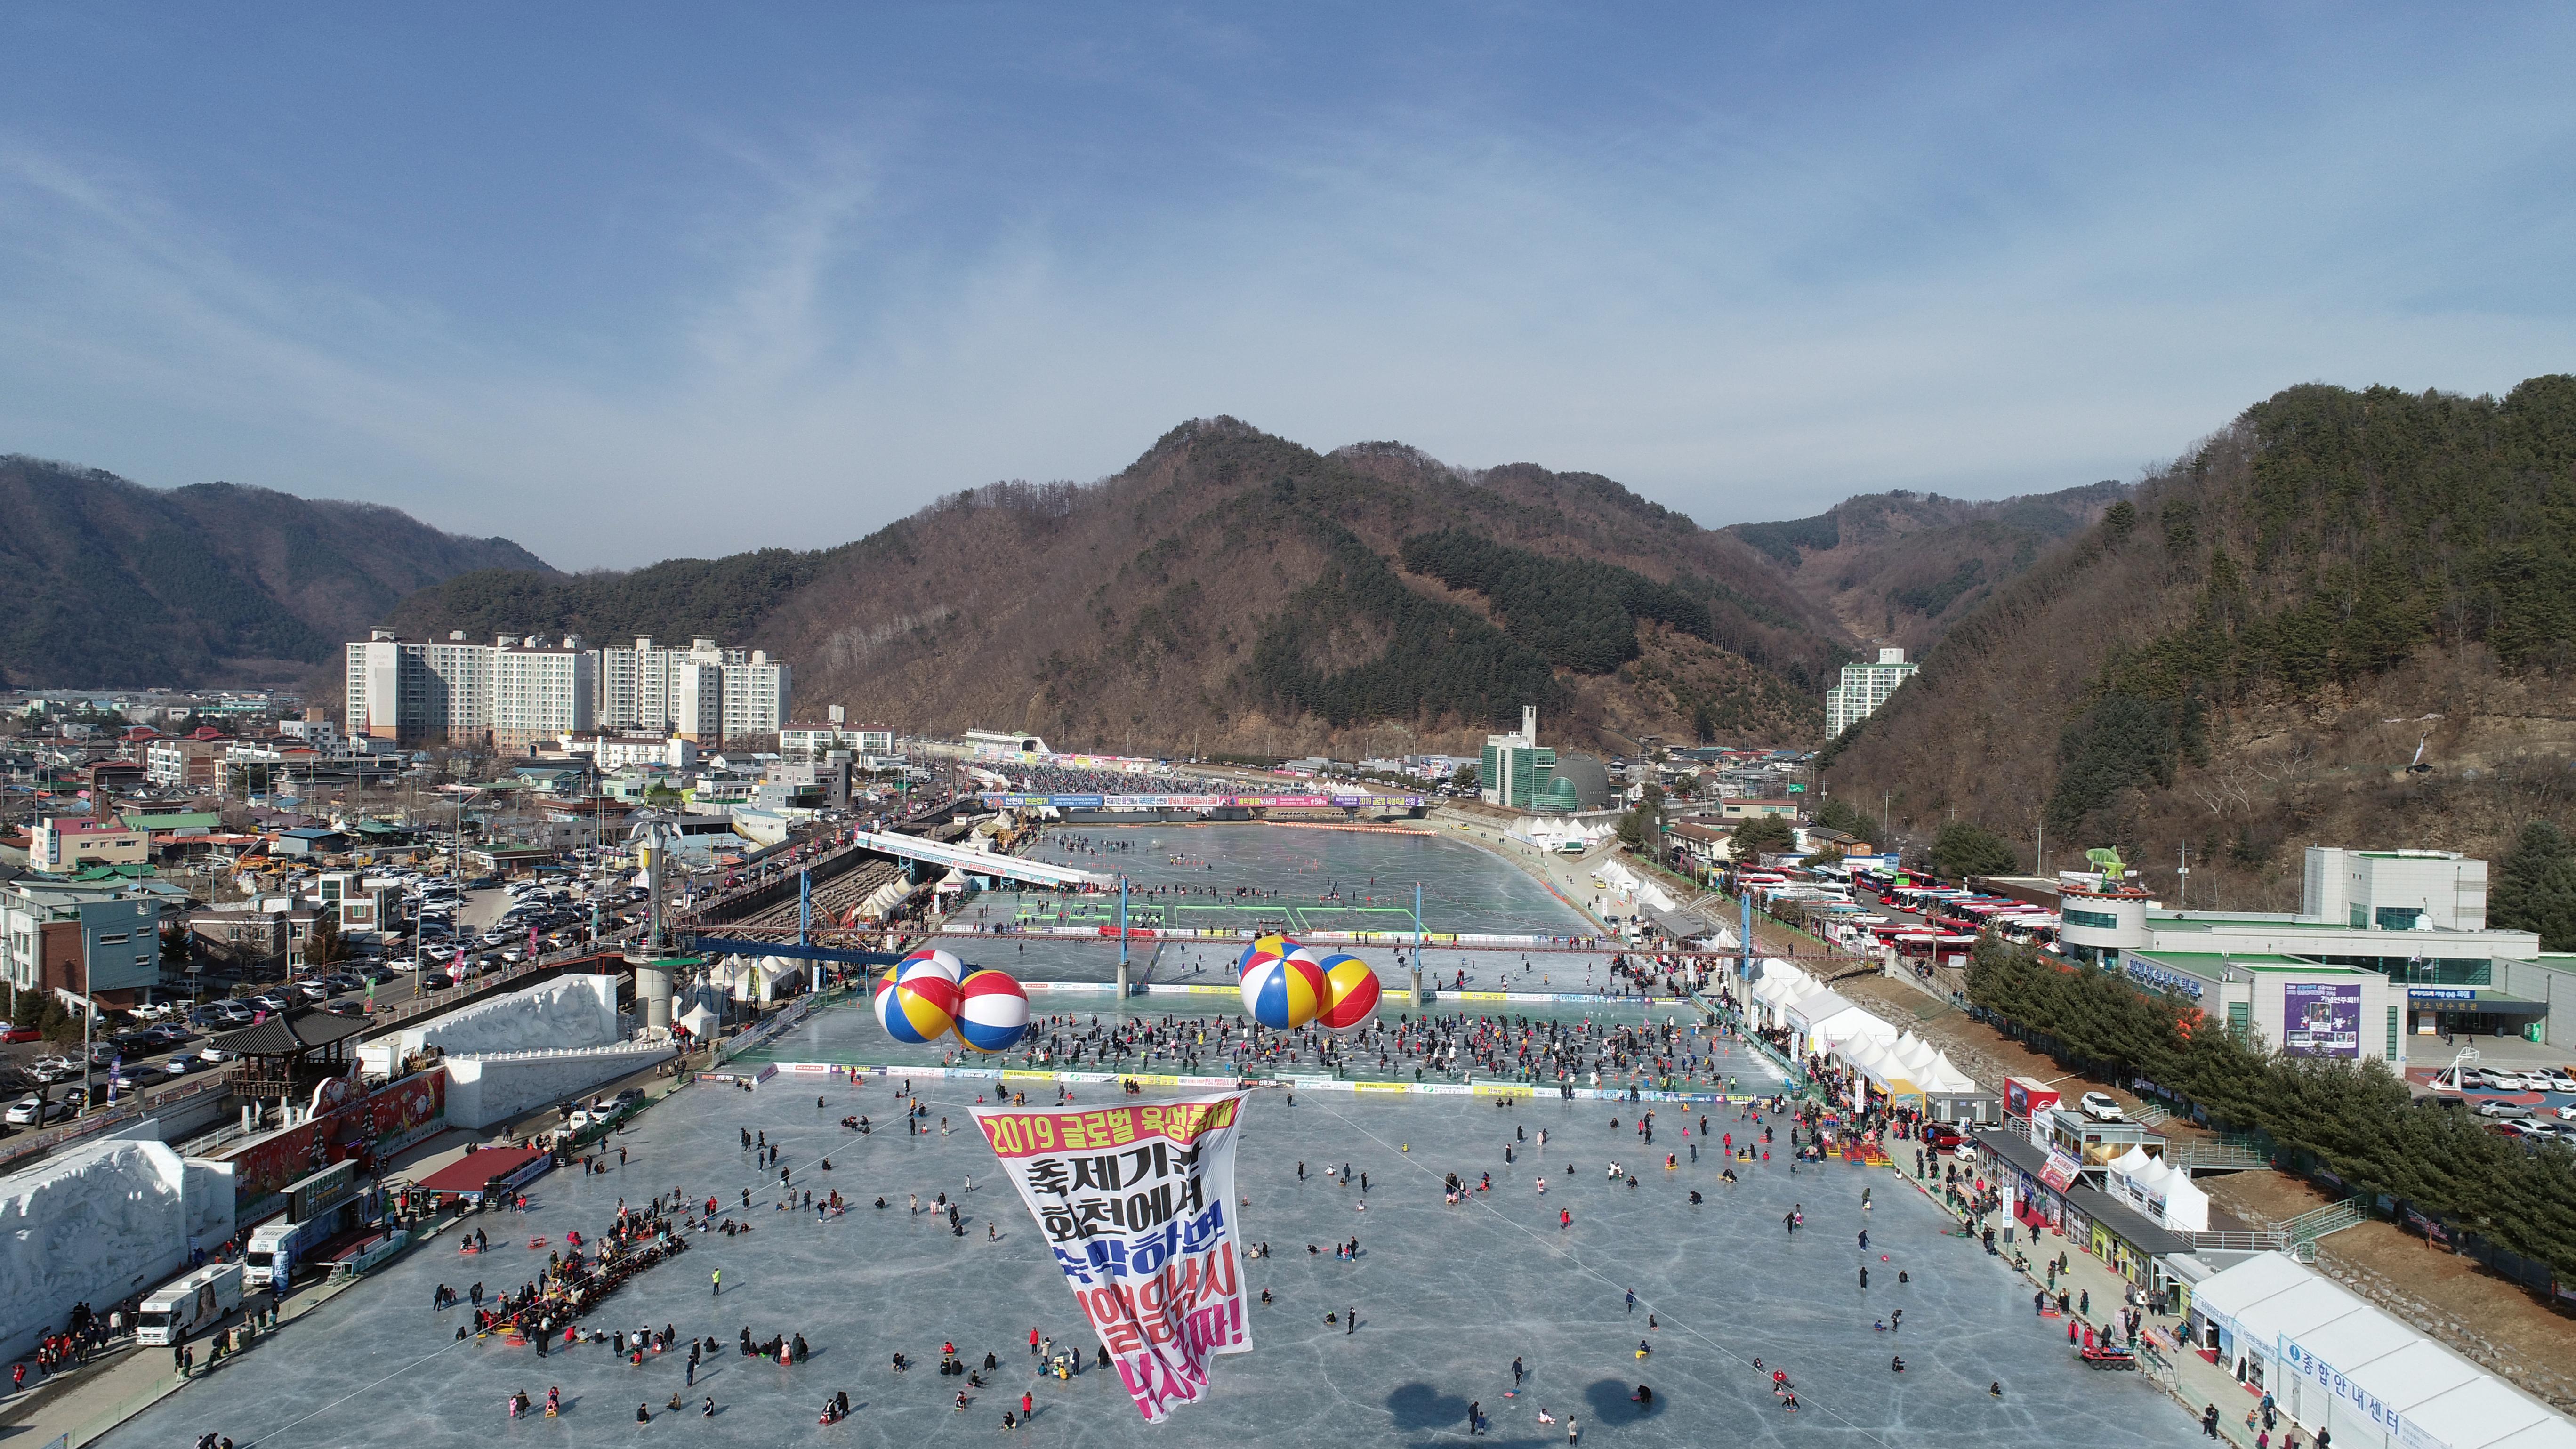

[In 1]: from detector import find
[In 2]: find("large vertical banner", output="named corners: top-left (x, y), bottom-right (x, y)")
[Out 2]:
top-left (2283, 982), bottom-right (2362, 1057)
top-left (973, 1092), bottom-right (1252, 1423)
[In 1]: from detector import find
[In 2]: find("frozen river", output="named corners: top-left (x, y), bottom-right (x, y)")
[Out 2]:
top-left (101, 822), bottom-right (2201, 1449)
top-left (106, 1028), bottom-right (2201, 1449)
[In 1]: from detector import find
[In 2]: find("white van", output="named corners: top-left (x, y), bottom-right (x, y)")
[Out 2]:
top-left (135, 1262), bottom-right (243, 1345)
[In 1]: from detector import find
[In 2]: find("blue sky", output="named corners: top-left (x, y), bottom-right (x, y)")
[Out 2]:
top-left (2, 6), bottom-right (2568, 568)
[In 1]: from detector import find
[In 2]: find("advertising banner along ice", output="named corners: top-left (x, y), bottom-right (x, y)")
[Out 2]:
top-left (973, 1092), bottom-right (1252, 1423)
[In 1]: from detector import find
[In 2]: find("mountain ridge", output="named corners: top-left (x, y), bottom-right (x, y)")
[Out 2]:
top-left (385, 418), bottom-right (1874, 755)
top-left (0, 456), bottom-right (554, 688)
top-left (1820, 374), bottom-right (2576, 911)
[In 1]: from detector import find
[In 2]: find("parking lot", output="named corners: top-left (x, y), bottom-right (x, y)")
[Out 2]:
top-left (3, 870), bottom-right (652, 1136)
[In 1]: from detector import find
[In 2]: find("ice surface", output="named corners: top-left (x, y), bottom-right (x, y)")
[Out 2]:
top-left (106, 1015), bottom-right (2200, 1449)
top-left (105, 825), bottom-right (2198, 1448)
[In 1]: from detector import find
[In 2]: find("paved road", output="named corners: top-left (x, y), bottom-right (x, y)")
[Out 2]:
top-left (0, 887), bottom-right (649, 1140)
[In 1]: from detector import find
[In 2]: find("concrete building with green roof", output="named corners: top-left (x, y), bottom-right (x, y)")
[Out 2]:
top-left (2052, 843), bottom-right (2564, 1054)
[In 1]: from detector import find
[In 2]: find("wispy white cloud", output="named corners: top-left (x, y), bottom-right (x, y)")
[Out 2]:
top-left (0, 8), bottom-right (2568, 567)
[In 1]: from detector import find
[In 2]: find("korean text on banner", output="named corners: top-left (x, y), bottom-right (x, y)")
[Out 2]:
top-left (973, 1092), bottom-right (1253, 1423)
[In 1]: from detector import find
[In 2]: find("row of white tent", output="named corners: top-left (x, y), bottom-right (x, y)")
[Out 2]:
top-left (1593, 857), bottom-right (1681, 914)
top-left (2105, 1142), bottom-right (2213, 1232)
top-left (1743, 959), bottom-right (1980, 1097)
top-left (2190, 1252), bottom-right (2575, 1449)
top-left (1505, 815), bottom-right (1616, 853)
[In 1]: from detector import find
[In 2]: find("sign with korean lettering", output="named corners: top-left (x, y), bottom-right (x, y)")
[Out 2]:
top-left (974, 1092), bottom-right (1252, 1423)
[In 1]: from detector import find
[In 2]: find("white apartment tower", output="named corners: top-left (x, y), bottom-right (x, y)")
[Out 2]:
top-left (1824, 648), bottom-right (1918, 736)
top-left (490, 635), bottom-right (597, 748)
top-left (352, 631), bottom-right (785, 747)
top-left (597, 637), bottom-right (790, 743)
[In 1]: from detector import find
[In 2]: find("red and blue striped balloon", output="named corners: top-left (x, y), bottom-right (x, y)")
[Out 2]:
top-left (952, 969), bottom-right (1031, 1053)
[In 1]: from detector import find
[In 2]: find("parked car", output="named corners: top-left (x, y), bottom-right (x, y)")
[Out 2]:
top-left (416, 971), bottom-right (454, 990)
top-left (2481, 1071), bottom-right (2535, 1091)
top-left (0, 1026), bottom-right (39, 1045)
top-left (294, 982), bottom-right (332, 1001)
top-left (2079, 1092), bottom-right (2126, 1123)
top-left (105, 1067), bottom-right (148, 1093)
top-left (2474, 1099), bottom-right (2532, 1119)
top-left (5, 1096), bottom-right (71, 1126)
top-left (247, 994), bottom-right (292, 1013)
top-left (196, 1045), bottom-right (236, 1063)
top-left (163, 1054), bottom-right (207, 1077)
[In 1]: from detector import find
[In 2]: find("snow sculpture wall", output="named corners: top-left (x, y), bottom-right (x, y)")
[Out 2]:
top-left (397, 974), bottom-right (619, 1059)
top-left (0, 1140), bottom-right (198, 1367)
top-left (441, 1042), bottom-right (678, 1129)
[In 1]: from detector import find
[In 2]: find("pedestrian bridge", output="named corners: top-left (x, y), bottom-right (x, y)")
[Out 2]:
top-left (848, 829), bottom-right (1113, 890)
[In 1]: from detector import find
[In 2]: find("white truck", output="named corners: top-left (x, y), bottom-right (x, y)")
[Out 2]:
top-left (135, 1262), bottom-right (243, 1345)
top-left (244, 1216), bottom-right (335, 1290)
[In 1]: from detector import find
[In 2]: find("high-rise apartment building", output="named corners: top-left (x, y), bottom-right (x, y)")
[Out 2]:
top-left (351, 631), bottom-right (786, 748)
top-left (597, 637), bottom-right (791, 742)
top-left (346, 631), bottom-right (595, 748)
top-left (491, 637), bottom-right (596, 748)
top-left (1824, 648), bottom-right (1918, 736)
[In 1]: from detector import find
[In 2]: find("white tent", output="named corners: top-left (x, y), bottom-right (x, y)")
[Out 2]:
top-left (676, 1002), bottom-right (721, 1042)
top-left (1838, 1038), bottom-right (1916, 1090)
top-left (1785, 989), bottom-right (1898, 1057)
top-left (2190, 1253), bottom-right (2576, 1449)
top-left (1919, 1051), bottom-right (1980, 1095)
top-left (2158, 1166), bottom-right (2211, 1232)
top-left (2107, 1147), bottom-right (2212, 1232)
top-left (752, 956), bottom-right (810, 1004)
top-left (1890, 1032), bottom-right (1943, 1077)
top-left (1507, 816), bottom-right (1613, 853)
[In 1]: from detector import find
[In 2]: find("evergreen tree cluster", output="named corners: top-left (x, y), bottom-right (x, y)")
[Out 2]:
top-left (394, 548), bottom-right (840, 646)
top-left (1812, 795), bottom-right (1879, 842)
top-left (2092, 377), bottom-right (2576, 704)
top-left (2493, 820), bottom-right (2576, 951)
top-left (1889, 558), bottom-right (1988, 618)
top-left (1399, 530), bottom-right (1716, 673)
top-left (1966, 940), bottom-right (2576, 1276)
top-left (2039, 377), bottom-right (2575, 837)
top-left (1728, 813), bottom-right (1795, 862)
top-left (1928, 820), bottom-right (2018, 877)
top-left (1247, 525), bottom-right (1565, 729)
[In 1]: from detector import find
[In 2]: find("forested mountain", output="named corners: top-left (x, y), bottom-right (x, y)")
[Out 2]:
top-left (1729, 479), bottom-right (2131, 654)
top-left (386, 421), bottom-right (1858, 756)
top-left (0, 456), bottom-right (552, 687)
top-left (1823, 375), bottom-right (2576, 913)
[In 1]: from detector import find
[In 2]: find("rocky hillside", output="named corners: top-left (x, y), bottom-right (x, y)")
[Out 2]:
top-left (1729, 480), bottom-right (2131, 656)
top-left (388, 420), bottom-right (1863, 757)
top-left (0, 456), bottom-right (553, 687)
top-left (1821, 376), bottom-right (2576, 911)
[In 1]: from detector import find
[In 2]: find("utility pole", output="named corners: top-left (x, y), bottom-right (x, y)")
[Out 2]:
top-left (1409, 881), bottom-right (1424, 1009)
top-left (2177, 843), bottom-right (2190, 911)
top-left (1740, 889), bottom-right (1753, 985)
